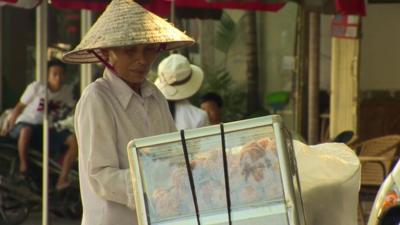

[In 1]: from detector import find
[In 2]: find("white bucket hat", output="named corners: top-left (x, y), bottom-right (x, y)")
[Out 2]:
top-left (62, 0), bottom-right (194, 64)
top-left (155, 54), bottom-right (204, 101)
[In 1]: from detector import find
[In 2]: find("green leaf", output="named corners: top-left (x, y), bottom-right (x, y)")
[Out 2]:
top-left (215, 12), bottom-right (236, 53)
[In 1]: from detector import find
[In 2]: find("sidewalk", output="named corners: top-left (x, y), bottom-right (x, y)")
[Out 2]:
top-left (21, 212), bottom-right (80, 225)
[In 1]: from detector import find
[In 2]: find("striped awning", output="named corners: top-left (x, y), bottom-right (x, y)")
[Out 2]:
top-left (207, 0), bottom-right (366, 15)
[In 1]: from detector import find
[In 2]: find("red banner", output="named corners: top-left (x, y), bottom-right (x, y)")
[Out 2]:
top-left (0, 0), bottom-right (17, 3)
top-left (336, 0), bottom-right (366, 16)
top-left (50, 0), bottom-right (284, 12)
top-left (51, 0), bottom-right (109, 11)
top-left (2, 0), bottom-right (365, 16)
top-left (142, 0), bottom-right (170, 17)
top-left (175, 0), bottom-right (285, 11)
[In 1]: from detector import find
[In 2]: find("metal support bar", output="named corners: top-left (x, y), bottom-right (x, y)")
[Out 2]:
top-left (307, 12), bottom-right (320, 144)
top-left (0, 8), bottom-right (3, 111)
top-left (170, 0), bottom-right (175, 24)
top-left (80, 10), bottom-right (94, 92)
top-left (36, 2), bottom-right (47, 82)
top-left (36, 1), bottom-right (49, 225)
top-left (244, 12), bottom-right (259, 114)
top-left (294, 6), bottom-right (308, 139)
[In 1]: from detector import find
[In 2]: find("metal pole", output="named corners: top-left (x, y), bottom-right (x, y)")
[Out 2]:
top-left (170, 0), bottom-right (175, 24)
top-left (80, 10), bottom-right (94, 92)
top-left (244, 12), bottom-right (259, 114)
top-left (36, 1), bottom-right (49, 225)
top-left (36, 2), bottom-right (47, 83)
top-left (294, 6), bottom-right (308, 139)
top-left (307, 12), bottom-right (320, 144)
top-left (0, 8), bottom-right (3, 111)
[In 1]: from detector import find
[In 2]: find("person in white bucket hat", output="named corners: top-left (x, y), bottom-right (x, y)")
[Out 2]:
top-left (62, 0), bottom-right (194, 224)
top-left (155, 54), bottom-right (209, 130)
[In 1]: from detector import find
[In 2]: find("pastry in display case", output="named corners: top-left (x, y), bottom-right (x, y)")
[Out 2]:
top-left (128, 115), bottom-right (306, 225)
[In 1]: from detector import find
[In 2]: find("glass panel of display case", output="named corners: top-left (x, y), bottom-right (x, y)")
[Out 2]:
top-left (128, 115), bottom-right (305, 225)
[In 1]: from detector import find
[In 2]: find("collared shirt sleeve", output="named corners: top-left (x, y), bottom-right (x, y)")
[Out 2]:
top-left (75, 88), bottom-right (135, 209)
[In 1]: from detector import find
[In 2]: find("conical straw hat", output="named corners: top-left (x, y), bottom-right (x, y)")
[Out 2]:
top-left (63, 0), bottom-right (194, 64)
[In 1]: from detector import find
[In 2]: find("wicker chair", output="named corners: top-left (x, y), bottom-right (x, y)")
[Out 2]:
top-left (351, 135), bottom-right (400, 224)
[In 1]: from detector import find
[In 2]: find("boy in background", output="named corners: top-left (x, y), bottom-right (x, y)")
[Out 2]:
top-left (1, 59), bottom-right (78, 191)
top-left (200, 92), bottom-right (223, 125)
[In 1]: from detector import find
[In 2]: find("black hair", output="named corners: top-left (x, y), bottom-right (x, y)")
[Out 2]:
top-left (200, 92), bottom-right (223, 108)
top-left (379, 205), bottom-right (400, 225)
top-left (47, 58), bottom-right (66, 71)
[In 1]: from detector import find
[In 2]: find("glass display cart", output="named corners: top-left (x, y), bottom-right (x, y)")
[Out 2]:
top-left (127, 115), bottom-right (306, 225)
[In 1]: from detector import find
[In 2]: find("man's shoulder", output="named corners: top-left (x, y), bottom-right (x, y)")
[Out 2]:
top-left (193, 105), bottom-right (208, 118)
top-left (21, 81), bottom-right (45, 98)
top-left (82, 78), bottom-right (110, 95)
top-left (80, 78), bottom-right (126, 106)
top-left (27, 81), bottom-right (44, 90)
top-left (175, 102), bottom-right (209, 128)
top-left (29, 80), bottom-right (41, 86)
top-left (178, 102), bottom-right (206, 116)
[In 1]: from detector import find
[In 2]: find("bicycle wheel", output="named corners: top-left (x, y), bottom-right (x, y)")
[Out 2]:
top-left (0, 191), bottom-right (29, 225)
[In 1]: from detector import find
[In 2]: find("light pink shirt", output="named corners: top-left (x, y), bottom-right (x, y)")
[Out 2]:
top-left (75, 69), bottom-right (176, 225)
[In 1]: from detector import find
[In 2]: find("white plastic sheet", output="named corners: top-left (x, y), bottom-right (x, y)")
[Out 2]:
top-left (294, 141), bottom-right (361, 225)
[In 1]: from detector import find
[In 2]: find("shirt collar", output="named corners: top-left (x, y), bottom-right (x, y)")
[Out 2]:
top-left (103, 69), bottom-right (155, 109)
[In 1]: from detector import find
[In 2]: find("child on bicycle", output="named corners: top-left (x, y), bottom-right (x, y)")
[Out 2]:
top-left (1, 59), bottom-right (78, 191)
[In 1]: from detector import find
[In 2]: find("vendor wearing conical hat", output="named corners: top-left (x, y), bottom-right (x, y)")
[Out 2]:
top-left (62, 1), bottom-right (193, 224)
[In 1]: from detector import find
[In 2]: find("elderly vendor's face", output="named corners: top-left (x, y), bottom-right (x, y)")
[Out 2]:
top-left (108, 44), bottom-right (159, 84)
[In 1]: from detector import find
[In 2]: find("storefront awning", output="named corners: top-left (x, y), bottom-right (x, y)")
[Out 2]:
top-left (208, 0), bottom-right (365, 15)
top-left (174, 0), bottom-right (285, 12)
top-left (0, 0), bottom-right (41, 9)
top-left (48, 0), bottom-right (285, 19)
top-left (0, 0), bottom-right (365, 16)
top-left (49, 0), bottom-right (285, 13)
top-left (50, 0), bottom-right (108, 11)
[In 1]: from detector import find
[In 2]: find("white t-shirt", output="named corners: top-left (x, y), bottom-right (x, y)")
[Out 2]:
top-left (174, 99), bottom-right (209, 130)
top-left (16, 81), bottom-right (75, 125)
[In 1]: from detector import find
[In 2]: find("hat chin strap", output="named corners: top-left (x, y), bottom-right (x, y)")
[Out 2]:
top-left (157, 43), bottom-right (167, 52)
top-left (90, 50), bottom-right (117, 75)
